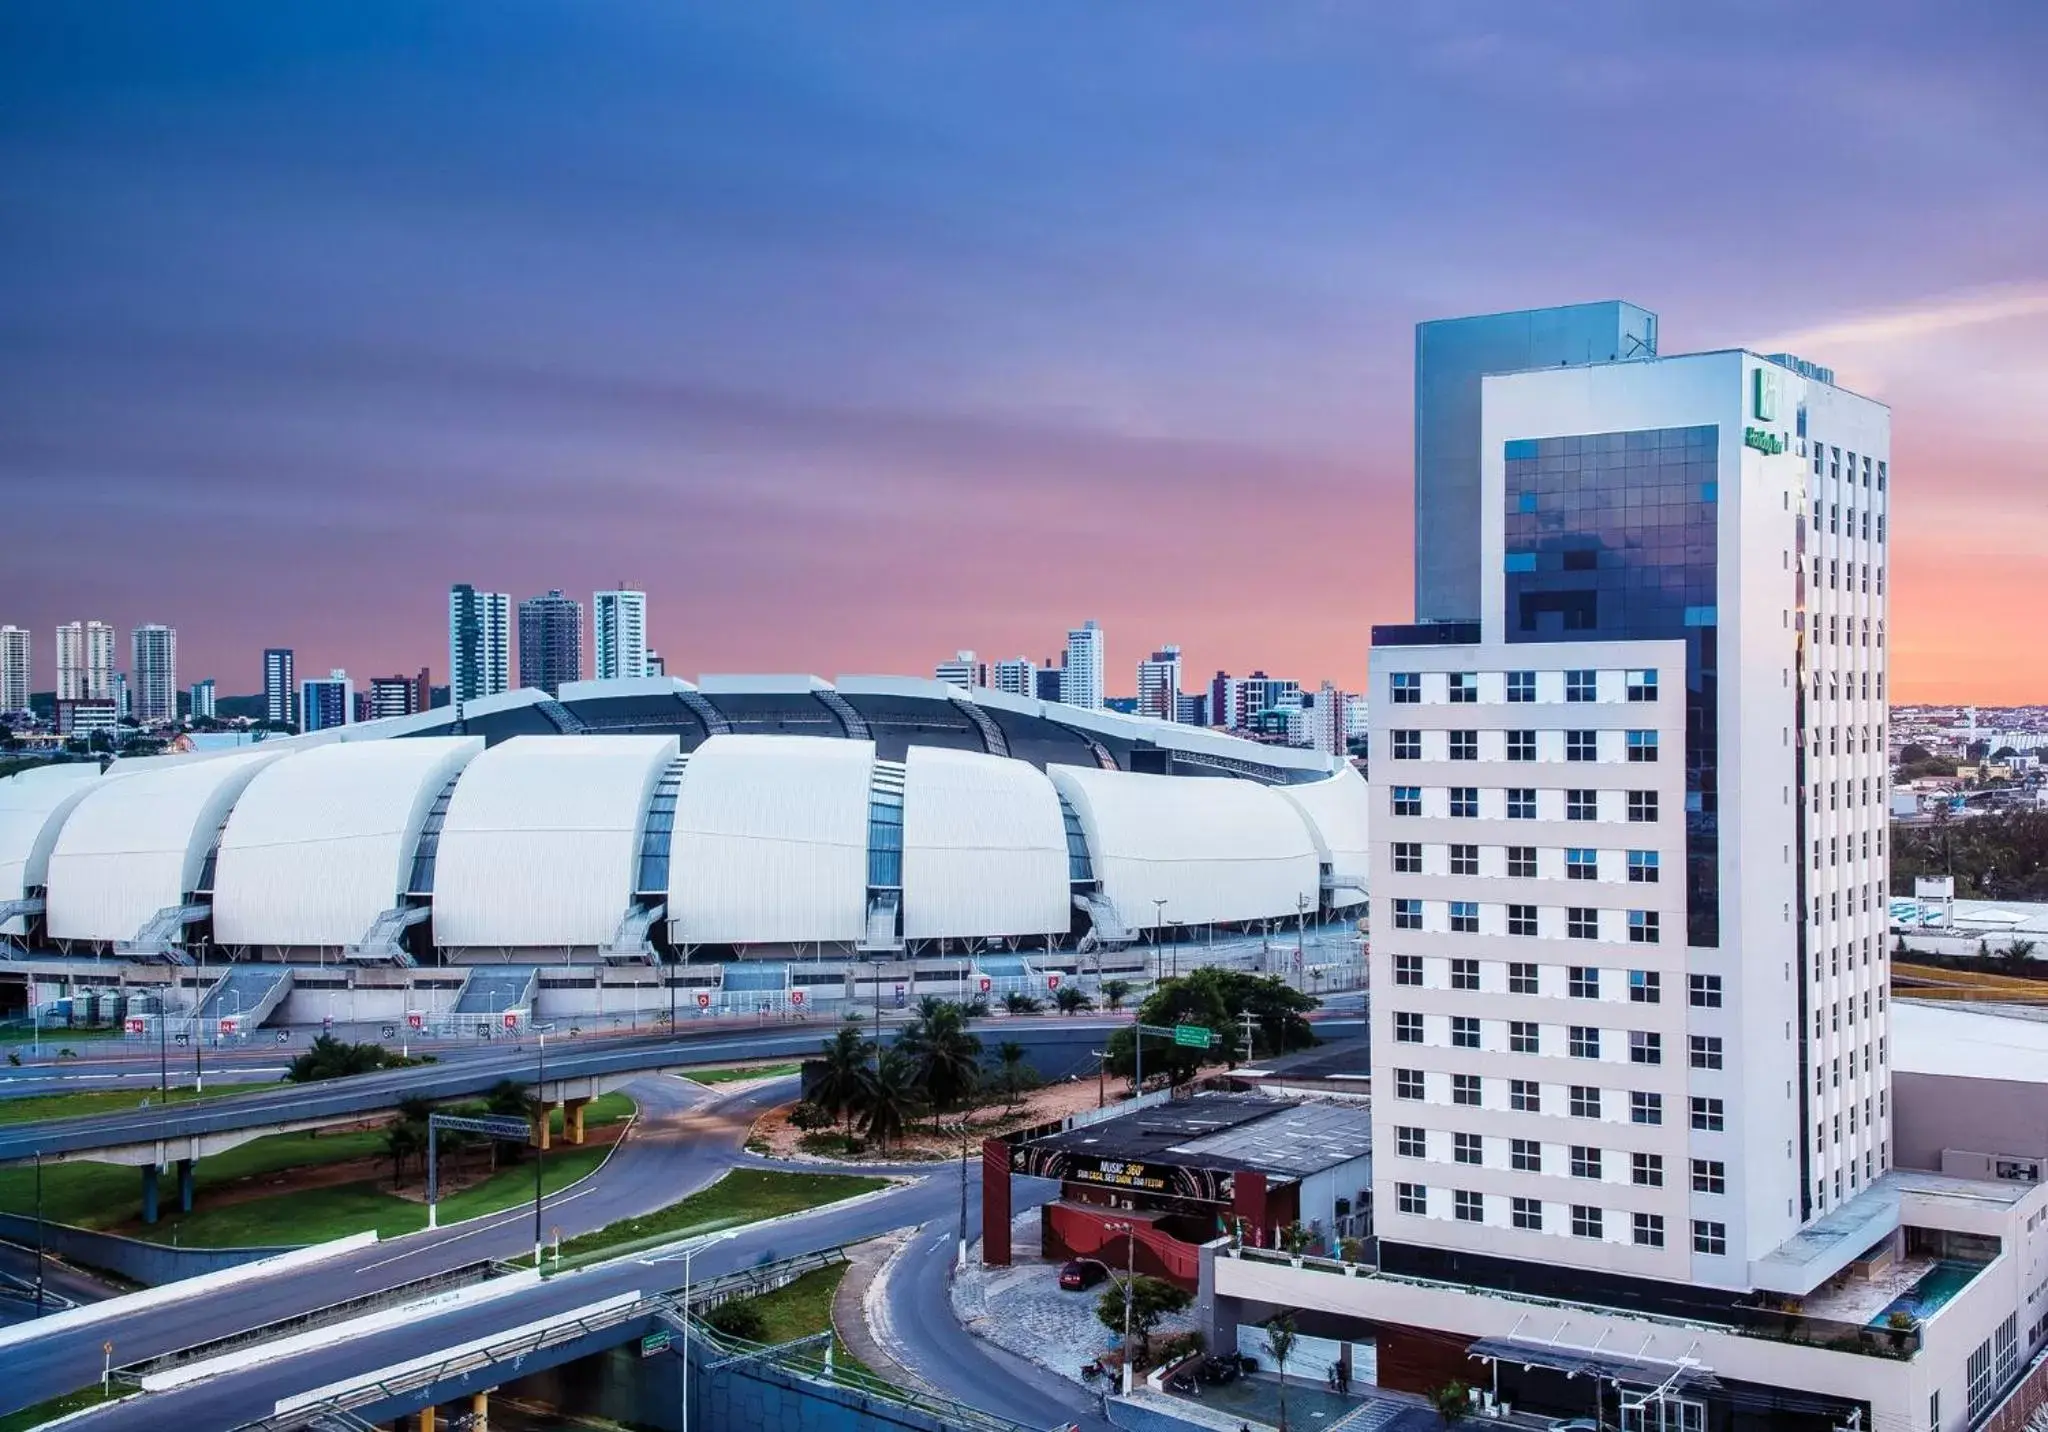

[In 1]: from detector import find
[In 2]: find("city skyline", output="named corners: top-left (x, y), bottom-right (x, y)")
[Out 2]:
top-left (2, 4), bottom-right (2043, 703)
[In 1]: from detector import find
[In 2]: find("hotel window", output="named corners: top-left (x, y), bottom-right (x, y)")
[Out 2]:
top-left (1390, 672), bottom-right (1420, 704)
top-left (1392, 898), bottom-right (1422, 930)
top-left (1447, 672), bottom-right (1477, 704)
top-left (1628, 910), bottom-right (1660, 944)
top-left (1565, 670), bottom-right (1597, 703)
top-left (1450, 901), bottom-right (1479, 933)
top-left (1395, 1068), bottom-right (1424, 1101)
top-left (1451, 1016), bottom-right (1481, 1050)
top-left (1453, 1132), bottom-right (1483, 1166)
top-left (1396, 1182), bottom-right (1427, 1215)
top-left (1449, 787), bottom-right (1479, 818)
top-left (1506, 670), bottom-right (1536, 703)
top-left (1507, 904), bottom-right (1538, 937)
top-left (1568, 908), bottom-right (1600, 940)
top-left (1629, 1031), bottom-right (1662, 1066)
top-left (1566, 730), bottom-right (1599, 763)
top-left (1394, 1011), bottom-right (1423, 1044)
top-left (1570, 1145), bottom-right (1603, 1180)
top-left (1691, 1096), bottom-right (1726, 1132)
top-left (1568, 965), bottom-right (1600, 998)
top-left (1693, 1220), bottom-right (1728, 1256)
top-left (1628, 850), bottom-right (1659, 883)
top-left (1454, 1190), bottom-right (1484, 1223)
top-left (1571, 1205), bottom-right (1604, 1239)
top-left (1627, 730), bottom-right (1659, 762)
top-left (1396, 1126), bottom-right (1425, 1158)
top-left (1627, 790), bottom-right (1659, 823)
top-left (1692, 1159), bottom-right (1727, 1195)
top-left (1391, 730), bottom-right (1421, 760)
top-left (1511, 1079), bottom-right (1541, 1112)
top-left (1448, 730), bottom-right (1478, 761)
top-left (1508, 962), bottom-right (1539, 995)
top-left (1509, 1020), bottom-right (1544, 1055)
top-left (1450, 957), bottom-right (1479, 991)
top-left (1690, 1035), bottom-right (1724, 1069)
top-left (1567, 789), bottom-right (1599, 822)
top-left (1511, 1138), bottom-right (1542, 1172)
top-left (1633, 1213), bottom-right (1666, 1248)
top-left (1452, 1074), bottom-right (1483, 1106)
top-left (1507, 729), bottom-right (1536, 762)
top-left (1632, 1152), bottom-right (1664, 1187)
top-left (1392, 841), bottom-right (1422, 874)
top-left (1626, 669), bottom-right (1658, 702)
top-left (1392, 786), bottom-right (1422, 817)
top-left (1567, 848), bottom-right (1598, 880)
top-left (1630, 1091), bottom-right (1663, 1125)
top-left (1569, 1085), bottom-right (1601, 1119)
top-left (1507, 788), bottom-right (1537, 820)
top-left (1449, 843), bottom-right (1479, 876)
top-left (1628, 969), bottom-right (1660, 1003)
top-left (1393, 954), bottom-right (1422, 987)
top-left (1512, 1197), bottom-right (1543, 1231)
top-left (1506, 845), bottom-right (1537, 878)
top-left (1689, 974), bottom-right (1723, 1008)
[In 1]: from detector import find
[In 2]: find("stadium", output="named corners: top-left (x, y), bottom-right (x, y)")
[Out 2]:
top-left (0, 676), bottom-right (1367, 1031)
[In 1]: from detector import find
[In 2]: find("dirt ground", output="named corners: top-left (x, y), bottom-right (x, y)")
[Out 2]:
top-left (751, 1074), bottom-right (1143, 1163)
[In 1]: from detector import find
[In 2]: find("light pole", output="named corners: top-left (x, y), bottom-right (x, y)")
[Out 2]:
top-left (33, 1150), bottom-right (44, 1318)
top-left (1106, 1219), bottom-right (1136, 1395)
top-left (681, 1228), bottom-right (740, 1432)
top-left (532, 1030), bottom-right (547, 1269)
top-left (1151, 899), bottom-right (1167, 982)
top-left (1168, 920), bottom-right (1182, 980)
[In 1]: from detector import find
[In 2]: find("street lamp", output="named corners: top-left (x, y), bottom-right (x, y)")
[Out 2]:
top-left (1104, 1219), bottom-right (1137, 1396)
top-left (532, 1030), bottom-right (547, 1269)
top-left (1151, 899), bottom-right (1167, 983)
top-left (680, 1228), bottom-right (741, 1432)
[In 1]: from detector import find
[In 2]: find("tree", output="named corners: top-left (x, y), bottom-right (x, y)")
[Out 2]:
top-left (812, 1017), bottom-right (873, 1129)
top-left (1053, 985), bottom-right (1095, 1015)
top-left (896, 999), bottom-right (982, 1112)
top-left (384, 1119), bottom-right (424, 1187)
top-left (1104, 968), bottom-right (1317, 1086)
top-left (989, 1040), bottom-right (1037, 1108)
top-left (286, 1034), bottom-right (397, 1084)
top-left (1266, 1314), bottom-right (1298, 1432)
top-left (1430, 1381), bottom-right (1470, 1427)
top-left (858, 1048), bottom-right (926, 1150)
top-left (1096, 1274), bottom-right (1191, 1369)
top-left (1100, 979), bottom-right (1132, 1012)
top-left (1002, 991), bottom-right (1043, 1015)
top-left (704, 1299), bottom-right (766, 1342)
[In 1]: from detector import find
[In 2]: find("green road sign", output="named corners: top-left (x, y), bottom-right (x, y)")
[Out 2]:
top-left (1173, 1024), bottom-right (1213, 1049)
top-left (641, 1329), bottom-right (672, 1358)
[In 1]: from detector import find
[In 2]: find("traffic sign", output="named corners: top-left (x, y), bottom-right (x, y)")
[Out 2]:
top-left (124, 1017), bottom-right (145, 1036)
top-left (696, 992), bottom-right (712, 1009)
top-left (218, 1016), bottom-right (239, 1037)
top-left (640, 1328), bottom-right (672, 1358)
top-left (503, 1011), bottom-right (519, 1030)
top-left (1173, 1024), bottom-right (1213, 1049)
top-left (790, 989), bottom-right (805, 1006)
top-left (407, 1012), bottom-right (425, 1031)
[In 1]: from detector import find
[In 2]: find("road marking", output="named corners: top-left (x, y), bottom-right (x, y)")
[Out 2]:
top-left (354, 1186), bottom-right (599, 1272)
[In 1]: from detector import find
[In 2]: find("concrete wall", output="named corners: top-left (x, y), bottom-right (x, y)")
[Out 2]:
top-left (0, 1211), bottom-right (290, 1285)
top-left (1895, 1071), bottom-right (2048, 1170)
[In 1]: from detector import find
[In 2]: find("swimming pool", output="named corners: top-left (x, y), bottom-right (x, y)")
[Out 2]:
top-left (1871, 1259), bottom-right (1986, 1325)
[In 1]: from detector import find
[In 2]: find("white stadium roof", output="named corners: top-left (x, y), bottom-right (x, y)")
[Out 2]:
top-left (901, 745), bottom-right (1070, 941)
top-left (0, 764), bottom-right (108, 937)
top-left (1277, 764), bottom-right (1371, 906)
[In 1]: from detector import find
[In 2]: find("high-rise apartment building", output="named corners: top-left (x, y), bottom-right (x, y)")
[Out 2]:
top-left (593, 587), bottom-right (648, 681)
top-left (1414, 302), bottom-right (1659, 623)
top-left (1136, 645), bottom-right (1182, 722)
top-left (1059, 621), bottom-right (1104, 709)
top-left (646, 652), bottom-right (665, 678)
top-left (369, 674), bottom-right (422, 719)
top-left (189, 678), bottom-right (216, 721)
top-left (1307, 680), bottom-right (1353, 756)
top-left (263, 648), bottom-right (296, 729)
top-left (130, 624), bottom-right (177, 724)
top-left (991, 657), bottom-right (1039, 699)
top-left (413, 667), bottom-right (432, 714)
top-left (934, 651), bottom-right (987, 689)
top-left (0, 626), bottom-right (29, 715)
top-left (1034, 666), bottom-right (1063, 703)
top-left (1207, 671), bottom-right (1241, 730)
top-left (300, 669), bottom-right (353, 732)
top-left (518, 590), bottom-right (583, 695)
top-left (448, 585), bottom-right (512, 705)
top-left (55, 620), bottom-right (115, 702)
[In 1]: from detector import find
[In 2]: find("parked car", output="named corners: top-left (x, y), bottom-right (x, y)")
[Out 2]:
top-left (1058, 1259), bottom-right (1105, 1290)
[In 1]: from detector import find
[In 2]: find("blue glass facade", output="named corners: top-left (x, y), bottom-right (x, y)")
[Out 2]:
top-left (1503, 424), bottom-right (1720, 947)
top-left (635, 758), bottom-right (685, 898)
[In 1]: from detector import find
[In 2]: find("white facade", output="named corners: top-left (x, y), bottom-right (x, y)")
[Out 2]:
top-left (1060, 621), bottom-right (1104, 710)
top-left (901, 745), bottom-right (1071, 940)
top-left (55, 620), bottom-right (114, 702)
top-left (1276, 762), bottom-right (1370, 908)
top-left (668, 734), bottom-right (872, 946)
top-left (211, 738), bottom-right (483, 949)
top-left (593, 588), bottom-right (648, 681)
top-left (934, 651), bottom-right (986, 690)
top-left (0, 764), bottom-right (107, 936)
top-left (189, 679), bottom-right (217, 722)
top-left (1136, 645), bottom-right (1182, 722)
top-left (991, 657), bottom-right (1038, 698)
top-left (130, 624), bottom-right (177, 724)
top-left (448, 585), bottom-right (512, 705)
top-left (0, 626), bottom-right (30, 715)
top-left (264, 648), bottom-right (296, 728)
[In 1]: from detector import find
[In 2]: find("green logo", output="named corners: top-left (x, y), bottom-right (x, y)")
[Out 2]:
top-left (1744, 426), bottom-right (1784, 456)
top-left (1753, 367), bottom-right (1779, 422)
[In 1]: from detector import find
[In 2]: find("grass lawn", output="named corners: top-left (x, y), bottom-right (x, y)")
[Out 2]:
top-left (556, 1167), bottom-right (888, 1264)
top-left (0, 1025), bottom-right (128, 1051)
top-left (0, 1384), bottom-right (126, 1431)
top-left (718, 1263), bottom-right (874, 1378)
top-left (0, 1082), bottom-right (268, 1125)
top-left (688, 1063), bottom-right (800, 1085)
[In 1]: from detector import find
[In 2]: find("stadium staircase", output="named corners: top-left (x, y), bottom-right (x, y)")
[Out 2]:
top-left (195, 966), bottom-right (295, 1031)
top-left (599, 902), bottom-right (666, 964)
top-left (452, 965), bottom-right (539, 1017)
top-left (859, 891), bottom-right (903, 953)
top-left (113, 903), bottom-right (212, 964)
top-left (1072, 890), bottom-right (1130, 946)
top-left (343, 905), bottom-right (430, 966)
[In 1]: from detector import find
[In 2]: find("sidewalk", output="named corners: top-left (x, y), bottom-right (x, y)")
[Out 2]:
top-left (832, 1229), bottom-right (933, 1394)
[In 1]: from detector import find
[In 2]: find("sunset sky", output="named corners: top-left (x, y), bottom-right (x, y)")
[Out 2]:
top-left (2, 3), bottom-right (2043, 703)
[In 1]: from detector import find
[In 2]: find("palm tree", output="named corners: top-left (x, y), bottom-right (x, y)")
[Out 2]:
top-left (992, 1040), bottom-right (1036, 1109)
top-left (898, 999), bottom-right (982, 1112)
top-left (858, 1049), bottom-right (925, 1150)
top-left (384, 1119), bottom-right (423, 1188)
top-left (1267, 1314), bottom-right (1298, 1432)
top-left (1100, 979), bottom-right (1132, 1012)
top-left (1003, 991), bottom-right (1043, 1015)
top-left (813, 1018), bottom-right (873, 1130)
top-left (1053, 985), bottom-right (1095, 1016)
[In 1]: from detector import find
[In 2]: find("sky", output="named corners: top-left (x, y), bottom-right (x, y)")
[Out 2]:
top-left (2, 2), bottom-right (2044, 704)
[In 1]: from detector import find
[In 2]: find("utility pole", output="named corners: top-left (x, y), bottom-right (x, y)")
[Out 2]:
top-left (158, 997), bottom-right (168, 1105)
top-left (33, 1150), bottom-right (44, 1318)
top-left (1108, 1219), bottom-right (1137, 1396)
top-left (1151, 899), bottom-right (1167, 983)
top-left (1241, 1008), bottom-right (1258, 1064)
top-left (532, 1031), bottom-right (547, 1269)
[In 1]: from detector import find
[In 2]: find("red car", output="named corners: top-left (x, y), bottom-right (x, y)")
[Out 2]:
top-left (1059, 1259), bottom-right (1106, 1290)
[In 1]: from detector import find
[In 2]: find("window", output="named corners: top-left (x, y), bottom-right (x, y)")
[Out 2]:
top-left (1566, 670), bottom-right (1597, 703)
top-left (1628, 910), bottom-right (1660, 944)
top-left (1395, 1125), bottom-right (1425, 1158)
top-left (1512, 1197), bottom-right (1543, 1231)
top-left (1396, 1182), bottom-right (1427, 1215)
top-left (1570, 1145), bottom-right (1603, 1180)
top-left (1508, 904), bottom-right (1538, 937)
top-left (1567, 848), bottom-right (1598, 880)
top-left (1567, 965), bottom-right (1599, 999)
top-left (1393, 897), bottom-right (1422, 930)
top-left (1391, 730), bottom-right (1421, 760)
top-left (1449, 787), bottom-right (1479, 818)
top-left (1393, 953), bottom-right (1422, 987)
top-left (1452, 1074), bottom-right (1482, 1106)
top-left (1394, 1011), bottom-right (1423, 1044)
top-left (1567, 789), bottom-right (1599, 822)
top-left (1630, 1031), bottom-right (1662, 1065)
top-left (1449, 843), bottom-right (1479, 877)
top-left (1626, 669), bottom-right (1658, 703)
top-left (1570, 1085), bottom-right (1601, 1119)
top-left (1507, 729), bottom-right (1536, 762)
top-left (1511, 1079), bottom-right (1540, 1112)
top-left (1690, 1035), bottom-right (1724, 1069)
top-left (1506, 670), bottom-right (1536, 703)
top-left (1390, 672), bottom-right (1420, 704)
top-left (1692, 1159), bottom-right (1727, 1195)
top-left (1392, 841), bottom-right (1422, 874)
top-left (1630, 1091), bottom-right (1663, 1125)
top-left (1689, 974), bottom-right (1723, 1008)
top-left (1453, 1131), bottom-right (1483, 1166)
top-left (1627, 730), bottom-right (1659, 763)
top-left (1633, 1212), bottom-right (1666, 1248)
top-left (1628, 850), bottom-right (1659, 883)
top-left (1450, 901), bottom-right (1479, 933)
top-left (1450, 957), bottom-right (1479, 991)
top-left (1392, 786), bottom-right (1422, 817)
top-left (1628, 969), bottom-right (1660, 1003)
top-left (1448, 730), bottom-right (1478, 761)
top-left (1691, 1096), bottom-right (1725, 1132)
top-left (1632, 1152), bottom-right (1664, 1187)
top-left (1507, 788), bottom-right (1537, 820)
top-left (1508, 962), bottom-right (1539, 995)
top-left (1447, 673), bottom-right (1477, 704)
top-left (1395, 1068), bottom-right (1424, 1101)
top-left (1510, 1138), bottom-right (1541, 1173)
top-left (1506, 846), bottom-right (1537, 879)
top-left (1566, 730), bottom-right (1599, 763)
top-left (1628, 790), bottom-right (1659, 823)
top-left (1510, 1021), bottom-right (1539, 1054)
top-left (1571, 1205), bottom-right (1604, 1239)
top-left (1451, 1016), bottom-right (1481, 1049)
top-left (1568, 908), bottom-right (1600, 940)
top-left (1454, 1190), bottom-right (1484, 1223)
top-left (1570, 1025), bottom-right (1601, 1059)
top-left (1692, 1220), bottom-right (1728, 1256)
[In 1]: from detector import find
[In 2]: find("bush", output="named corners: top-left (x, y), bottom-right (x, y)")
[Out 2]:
top-left (705, 1299), bottom-right (766, 1341)
top-left (798, 1131), bottom-right (866, 1157)
top-left (787, 1102), bottom-right (836, 1131)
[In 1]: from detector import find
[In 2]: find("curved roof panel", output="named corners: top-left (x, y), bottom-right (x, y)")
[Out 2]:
top-left (432, 734), bottom-right (677, 949)
top-left (0, 765), bottom-right (109, 936)
top-left (211, 737), bottom-right (484, 948)
top-left (902, 746), bottom-right (1069, 941)
top-left (668, 734), bottom-right (873, 946)
top-left (45, 750), bottom-right (286, 942)
top-left (1047, 765), bottom-right (1319, 930)
top-left (1276, 765), bottom-right (1371, 907)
